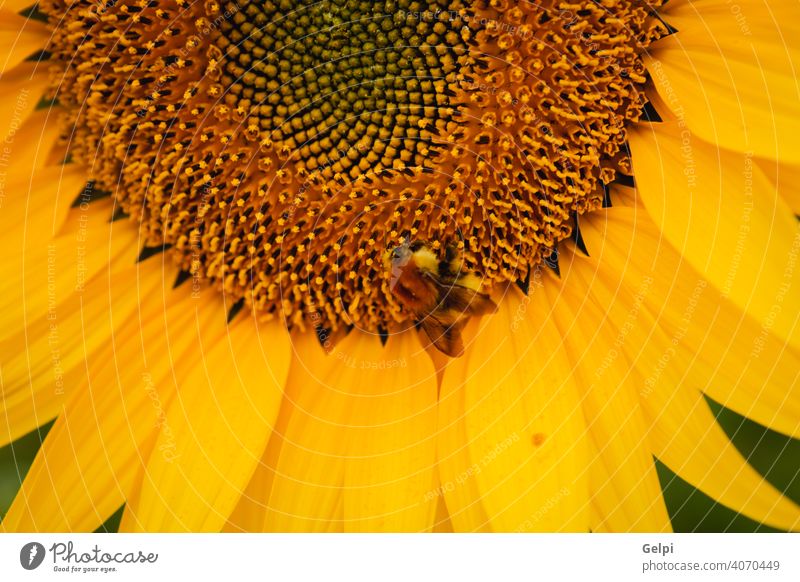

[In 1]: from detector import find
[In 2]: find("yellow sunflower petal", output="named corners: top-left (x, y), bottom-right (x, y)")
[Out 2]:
top-left (341, 332), bottom-right (438, 532)
top-left (4, 1), bottom-right (33, 10)
top-left (0, 246), bottom-right (163, 447)
top-left (630, 122), bottom-right (800, 350)
top-left (0, 61), bottom-right (49, 142)
top-left (0, 164), bottom-right (87, 242)
top-left (0, 106), bottom-right (81, 241)
top-left (647, 380), bottom-right (799, 531)
top-left (223, 445), bottom-right (273, 532)
top-left (580, 207), bottom-right (800, 528)
top-left (0, 109), bottom-right (84, 275)
top-left (226, 339), bottom-right (381, 534)
top-left (0, 179), bottom-right (110, 346)
top-left (0, 11), bottom-right (49, 72)
top-left (438, 288), bottom-right (590, 532)
top-left (757, 158), bottom-right (800, 216)
top-left (582, 206), bottom-right (800, 439)
top-left (1, 279), bottom-right (214, 532)
top-left (602, 302), bottom-right (800, 532)
top-left (259, 333), bottom-right (348, 532)
top-left (609, 183), bottom-right (641, 209)
top-left (436, 367), bottom-right (491, 532)
top-left (545, 261), bottom-right (672, 532)
top-left (431, 495), bottom-right (454, 532)
top-left (0, 108), bottom-right (64, 183)
top-left (649, 0), bottom-right (800, 161)
top-left (0, 201), bottom-right (137, 376)
top-left (121, 317), bottom-right (290, 532)
top-left (260, 331), bottom-right (438, 532)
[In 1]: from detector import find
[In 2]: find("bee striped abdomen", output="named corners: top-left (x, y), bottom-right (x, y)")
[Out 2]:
top-left (390, 259), bottom-right (440, 314)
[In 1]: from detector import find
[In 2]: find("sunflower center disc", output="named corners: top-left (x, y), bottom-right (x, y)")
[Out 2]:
top-left (45, 0), bottom-right (668, 334)
top-left (216, 0), bottom-right (469, 180)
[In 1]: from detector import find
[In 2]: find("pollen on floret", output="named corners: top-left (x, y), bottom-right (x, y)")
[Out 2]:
top-left (45, 0), bottom-right (669, 334)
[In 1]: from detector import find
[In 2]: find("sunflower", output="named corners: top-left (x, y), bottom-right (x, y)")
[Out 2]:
top-left (0, 0), bottom-right (798, 533)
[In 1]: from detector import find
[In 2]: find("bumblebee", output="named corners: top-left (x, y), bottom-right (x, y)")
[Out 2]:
top-left (385, 240), bottom-right (497, 357)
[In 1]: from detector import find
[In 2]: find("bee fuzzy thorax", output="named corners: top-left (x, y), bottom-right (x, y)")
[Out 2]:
top-left (409, 246), bottom-right (440, 275)
top-left (386, 240), bottom-right (497, 357)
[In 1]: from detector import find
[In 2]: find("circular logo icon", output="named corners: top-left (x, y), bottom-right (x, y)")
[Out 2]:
top-left (19, 542), bottom-right (46, 570)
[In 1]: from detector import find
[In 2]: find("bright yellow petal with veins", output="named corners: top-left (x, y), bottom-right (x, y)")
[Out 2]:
top-left (121, 318), bottom-right (290, 532)
top-left (0, 109), bottom-right (64, 184)
top-left (615, 306), bottom-right (800, 533)
top-left (431, 494), bottom-right (454, 532)
top-left (0, 255), bottom-right (159, 443)
top-left (630, 122), bottom-right (800, 351)
top-left (0, 11), bottom-right (49, 72)
top-left (0, 186), bottom-right (116, 346)
top-left (757, 158), bottom-right (800, 216)
top-left (439, 288), bottom-right (590, 532)
top-left (1, 281), bottom-right (216, 532)
top-left (580, 208), bottom-right (800, 529)
top-left (259, 333), bottom-right (348, 532)
top-left (649, 0), bottom-right (800, 162)
top-left (341, 332), bottom-right (438, 532)
top-left (0, 111), bottom-right (81, 294)
top-left (648, 378), bottom-right (799, 531)
top-left (436, 362), bottom-right (491, 532)
top-left (0, 245), bottom-right (163, 447)
top-left (546, 259), bottom-right (672, 532)
top-left (582, 206), bottom-right (800, 439)
top-left (0, 61), bottom-right (49, 142)
top-left (0, 164), bottom-right (87, 241)
top-left (223, 445), bottom-right (273, 532)
top-left (260, 331), bottom-right (438, 532)
top-left (0, 108), bottom-right (83, 242)
top-left (0, 200), bottom-right (135, 376)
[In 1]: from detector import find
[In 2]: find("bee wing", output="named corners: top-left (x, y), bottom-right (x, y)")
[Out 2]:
top-left (420, 315), bottom-right (466, 358)
top-left (422, 272), bottom-right (498, 316)
top-left (443, 285), bottom-right (498, 316)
